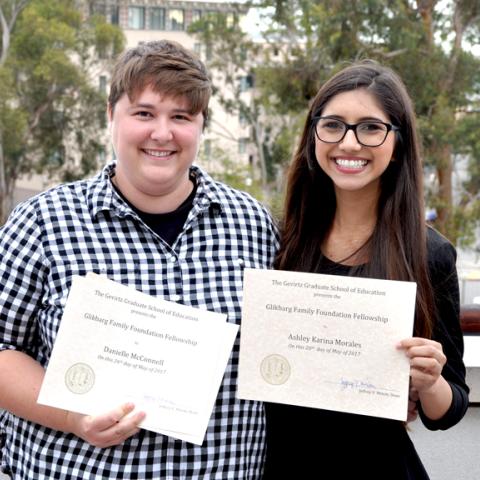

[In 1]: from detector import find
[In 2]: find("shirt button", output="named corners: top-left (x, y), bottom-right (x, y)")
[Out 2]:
top-left (169, 255), bottom-right (177, 263)
top-left (170, 294), bottom-right (181, 302)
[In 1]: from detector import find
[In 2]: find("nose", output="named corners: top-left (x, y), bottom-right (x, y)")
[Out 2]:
top-left (339, 128), bottom-right (361, 150)
top-left (150, 118), bottom-right (174, 143)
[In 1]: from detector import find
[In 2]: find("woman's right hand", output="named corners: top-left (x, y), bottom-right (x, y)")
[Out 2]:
top-left (65, 402), bottom-right (146, 448)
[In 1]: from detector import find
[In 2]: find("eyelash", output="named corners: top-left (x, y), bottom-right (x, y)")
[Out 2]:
top-left (133, 112), bottom-right (191, 121)
top-left (134, 111), bottom-right (153, 118)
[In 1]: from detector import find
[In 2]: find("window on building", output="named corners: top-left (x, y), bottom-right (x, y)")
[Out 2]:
top-left (99, 75), bottom-right (107, 94)
top-left (192, 9), bottom-right (202, 23)
top-left (110, 6), bottom-right (119, 25)
top-left (128, 6), bottom-right (145, 29)
top-left (205, 10), bottom-right (217, 30)
top-left (168, 9), bottom-right (184, 31)
top-left (205, 43), bottom-right (213, 61)
top-left (204, 139), bottom-right (211, 158)
top-left (89, 2), bottom-right (105, 16)
top-left (150, 7), bottom-right (165, 30)
top-left (239, 45), bottom-right (248, 62)
top-left (208, 11), bottom-right (219, 22)
top-left (239, 110), bottom-right (248, 126)
top-left (238, 138), bottom-right (249, 154)
top-left (226, 12), bottom-right (235, 28)
top-left (89, 3), bottom-right (118, 24)
top-left (239, 74), bottom-right (254, 92)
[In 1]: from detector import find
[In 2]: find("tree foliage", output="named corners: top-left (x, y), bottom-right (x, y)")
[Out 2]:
top-left (264, 0), bottom-right (480, 245)
top-left (189, 7), bottom-right (304, 202)
top-left (193, 0), bottom-right (480, 245)
top-left (0, 0), bottom-right (124, 224)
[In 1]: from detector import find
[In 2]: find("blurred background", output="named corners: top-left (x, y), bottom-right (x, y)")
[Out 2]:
top-left (1, 1), bottom-right (479, 479)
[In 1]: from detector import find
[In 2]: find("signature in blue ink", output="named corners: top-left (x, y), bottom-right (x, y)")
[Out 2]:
top-left (340, 378), bottom-right (376, 391)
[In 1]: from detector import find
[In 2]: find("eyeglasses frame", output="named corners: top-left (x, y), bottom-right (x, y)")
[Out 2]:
top-left (312, 115), bottom-right (400, 147)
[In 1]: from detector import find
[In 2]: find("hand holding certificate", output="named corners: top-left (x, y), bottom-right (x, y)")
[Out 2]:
top-left (238, 268), bottom-right (416, 421)
top-left (38, 274), bottom-right (238, 445)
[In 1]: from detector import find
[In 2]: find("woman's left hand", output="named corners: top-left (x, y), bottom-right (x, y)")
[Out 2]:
top-left (397, 337), bottom-right (446, 394)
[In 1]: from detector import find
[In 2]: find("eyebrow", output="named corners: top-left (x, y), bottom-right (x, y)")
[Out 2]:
top-left (130, 102), bottom-right (155, 109)
top-left (320, 114), bottom-right (388, 123)
top-left (128, 103), bottom-right (194, 114)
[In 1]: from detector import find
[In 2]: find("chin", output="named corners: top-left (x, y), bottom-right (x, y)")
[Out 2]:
top-left (334, 181), bottom-right (370, 192)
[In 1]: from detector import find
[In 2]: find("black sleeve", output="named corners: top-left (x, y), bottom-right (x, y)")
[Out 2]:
top-left (419, 229), bottom-right (469, 430)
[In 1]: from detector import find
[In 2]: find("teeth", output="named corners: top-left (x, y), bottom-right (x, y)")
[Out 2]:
top-left (144, 149), bottom-right (173, 157)
top-left (335, 158), bottom-right (367, 168)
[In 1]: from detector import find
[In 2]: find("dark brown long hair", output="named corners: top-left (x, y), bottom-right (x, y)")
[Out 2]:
top-left (275, 60), bottom-right (434, 338)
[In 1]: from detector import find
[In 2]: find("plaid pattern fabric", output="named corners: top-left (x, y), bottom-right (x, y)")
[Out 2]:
top-left (0, 163), bottom-right (279, 479)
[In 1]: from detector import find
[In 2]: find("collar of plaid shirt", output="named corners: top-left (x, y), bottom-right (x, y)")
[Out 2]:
top-left (90, 162), bottom-right (223, 219)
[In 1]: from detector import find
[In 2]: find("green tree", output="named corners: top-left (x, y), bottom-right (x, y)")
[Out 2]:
top-left (262, 0), bottom-right (480, 244)
top-left (0, 0), bottom-right (124, 224)
top-left (189, 8), bottom-right (302, 204)
top-left (209, 0), bottom-right (479, 244)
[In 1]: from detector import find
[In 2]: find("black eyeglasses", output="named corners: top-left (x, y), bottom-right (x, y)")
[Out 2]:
top-left (313, 116), bottom-right (399, 147)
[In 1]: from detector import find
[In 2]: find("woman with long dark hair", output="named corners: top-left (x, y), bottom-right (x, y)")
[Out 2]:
top-left (264, 61), bottom-right (469, 479)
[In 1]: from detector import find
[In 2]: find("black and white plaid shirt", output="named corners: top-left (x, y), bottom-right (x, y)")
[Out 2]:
top-left (0, 163), bottom-right (279, 479)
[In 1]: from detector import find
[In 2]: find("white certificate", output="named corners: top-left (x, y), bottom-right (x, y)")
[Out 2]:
top-left (237, 268), bottom-right (416, 421)
top-left (38, 274), bottom-right (238, 445)
top-left (464, 336), bottom-right (480, 367)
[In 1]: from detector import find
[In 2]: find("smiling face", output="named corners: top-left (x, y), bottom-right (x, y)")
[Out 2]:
top-left (314, 88), bottom-right (395, 197)
top-left (108, 84), bottom-right (204, 213)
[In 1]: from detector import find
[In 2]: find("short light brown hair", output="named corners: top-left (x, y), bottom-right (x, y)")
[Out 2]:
top-left (108, 40), bottom-right (212, 127)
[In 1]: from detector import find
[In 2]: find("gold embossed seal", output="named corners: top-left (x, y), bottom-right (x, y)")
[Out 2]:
top-left (65, 363), bottom-right (95, 394)
top-left (260, 354), bottom-right (291, 385)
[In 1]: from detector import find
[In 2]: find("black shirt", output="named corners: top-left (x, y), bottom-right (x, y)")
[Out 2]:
top-left (112, 179), bottom-right (197, 246)
top-left (264, 228), bottom-right (469, 480)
